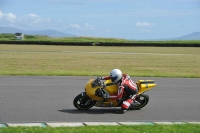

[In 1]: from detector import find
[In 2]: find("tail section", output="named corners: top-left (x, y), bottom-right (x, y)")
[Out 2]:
top-left (137, 80), bottom-right (156, 94)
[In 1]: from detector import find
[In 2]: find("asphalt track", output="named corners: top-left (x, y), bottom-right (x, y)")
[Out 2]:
top-left (0, 76), bottom-right (199, 123)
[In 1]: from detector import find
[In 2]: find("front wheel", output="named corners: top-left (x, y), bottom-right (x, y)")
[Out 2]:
top-left (130, 94), bottom-right (149, 110)
top-left (73, 92), bottom-right (96, 110)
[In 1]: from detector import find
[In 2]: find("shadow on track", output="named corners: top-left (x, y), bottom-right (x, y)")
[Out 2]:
top-left (58, 108), bottom-right (132, 114)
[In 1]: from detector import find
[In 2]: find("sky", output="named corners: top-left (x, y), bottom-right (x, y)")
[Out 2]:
top-left (0, 0), bottom-right (200, 40)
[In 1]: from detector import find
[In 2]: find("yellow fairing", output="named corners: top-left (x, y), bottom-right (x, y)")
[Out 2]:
top-left (85, 79), bottom-right (156, 107)
top-left (85, 79), bottom-right (118, 101)
top-left (104, 79), bottom-right (118, 95)
top-left (101, 80), bottom-right (119, 107)
top-left (136, 80), bottom-right (156, 94)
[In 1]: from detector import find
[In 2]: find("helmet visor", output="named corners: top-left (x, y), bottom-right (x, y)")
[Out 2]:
top-left (110, 75), bottom-right (118, 83)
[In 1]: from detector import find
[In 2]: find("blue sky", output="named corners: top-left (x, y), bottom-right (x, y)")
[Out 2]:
top-left (0, 0), bottom-right (200, 40)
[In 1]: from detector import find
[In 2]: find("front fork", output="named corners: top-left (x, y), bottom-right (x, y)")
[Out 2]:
top-left (81, 92), bottom-right (87, 97)
top-left (80, 92), bottom-right (92, 106)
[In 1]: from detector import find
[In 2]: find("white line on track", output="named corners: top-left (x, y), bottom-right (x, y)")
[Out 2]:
top-left (1, 121), bottom-right (199, 127)
top-left (0, 50), bottom-right (192, 56)
top-left (63, 51), bottom-right (191, 56)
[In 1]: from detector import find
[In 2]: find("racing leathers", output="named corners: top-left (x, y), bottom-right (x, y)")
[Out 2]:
top-left (100, 74), bottom-right (138, 110)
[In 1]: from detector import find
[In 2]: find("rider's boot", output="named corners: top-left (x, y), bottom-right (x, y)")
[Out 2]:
top-left (122, 109), bottom-right (127, 113)
top-left (121, 94), bottom-right (138, 113)
top-left (121, 98), bottom-right (133, 112)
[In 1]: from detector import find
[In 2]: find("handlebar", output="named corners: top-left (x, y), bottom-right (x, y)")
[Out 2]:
top-left (91, 78), bottom-right (105, 88)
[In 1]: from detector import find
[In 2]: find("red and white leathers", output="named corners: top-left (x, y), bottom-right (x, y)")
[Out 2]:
top-left (101, 74), bottom-right (138, 110)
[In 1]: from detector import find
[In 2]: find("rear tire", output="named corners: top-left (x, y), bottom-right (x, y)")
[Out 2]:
top-left (73, 93), bottom-right (96, 110)
top-left (130, 94), bottom-right (149, 110)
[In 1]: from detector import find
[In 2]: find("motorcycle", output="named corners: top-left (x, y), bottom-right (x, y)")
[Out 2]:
top-left (73, 78), bottom-right (156, 111)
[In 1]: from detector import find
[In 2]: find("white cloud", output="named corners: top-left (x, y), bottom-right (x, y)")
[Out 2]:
top-left (27, 14), bottom-right (41, 22)
top-left (135, 22), bottom-right (153, 34)
top-left (0, 10), bottom-right (52, 28)
top-left (0, 11), bottom-right (16, 22)
top-left (84, 23), bottom-right (95, 29)
top-left (6, 13), bottom-right (16, 22)
top-left (70, 24), bottom-right (81, 29)
top-left (28, 14), bottom-right (39, 18)
top-left (68, 23), bottom-right (96, 30)
top-left (21, 14), bottom-right (51, 24)
top-left (135, 22), bottom-right (154, 27)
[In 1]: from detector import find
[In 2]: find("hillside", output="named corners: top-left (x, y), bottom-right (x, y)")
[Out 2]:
top-left (0, 27), bottom-right (200, 40)
top-left (171, 32), bottom-right (200, 40)
top-left (0, 27), bottom-right (75, 37)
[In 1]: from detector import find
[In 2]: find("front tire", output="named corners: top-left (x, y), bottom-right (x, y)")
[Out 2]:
top-left (73, 93), bottom-right (96, 110)
top-left (130, 94), bottom-right (149, 110)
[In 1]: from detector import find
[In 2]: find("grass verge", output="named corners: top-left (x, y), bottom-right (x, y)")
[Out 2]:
top-left (1, 124), bottom-right (200, 133)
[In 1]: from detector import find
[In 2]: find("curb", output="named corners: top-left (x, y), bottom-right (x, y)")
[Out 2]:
top-left (1, 122), bottom-right (200, 127)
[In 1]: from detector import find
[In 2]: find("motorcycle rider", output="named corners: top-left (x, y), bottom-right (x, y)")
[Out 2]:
top-left (98, 69), bottom-right (138, 113)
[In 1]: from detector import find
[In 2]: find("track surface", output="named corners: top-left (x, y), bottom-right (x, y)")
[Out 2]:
top-left (0, 76), bottom-right (199, 123)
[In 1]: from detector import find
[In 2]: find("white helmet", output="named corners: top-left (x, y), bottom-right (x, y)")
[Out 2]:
top-left (110, 69), bottom-right (122, 84)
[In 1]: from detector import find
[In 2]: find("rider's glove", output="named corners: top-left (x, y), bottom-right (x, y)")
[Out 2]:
top-left (93, 77), bottom-right (102, 87)
top-left (102, 83), bottom-right (106, 89)
top-left (97, 76), bottom-right (103, 80)
top-left (102, 88), bottom-right (110, 98)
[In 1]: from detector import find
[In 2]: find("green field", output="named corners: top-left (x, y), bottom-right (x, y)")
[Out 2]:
top-left (1, 124), bottom-right (200, 133)
top-left (0, 44), bottom-right (200, 77)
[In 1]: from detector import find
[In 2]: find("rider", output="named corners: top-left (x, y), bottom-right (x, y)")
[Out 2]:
top-left (98, 69), bottom-right (138, 112)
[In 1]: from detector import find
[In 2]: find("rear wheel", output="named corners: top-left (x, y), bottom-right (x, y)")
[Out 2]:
top-left (73, 93), bottom-right (96, 110)
top-left (130, 94), bottom-right (149, 110)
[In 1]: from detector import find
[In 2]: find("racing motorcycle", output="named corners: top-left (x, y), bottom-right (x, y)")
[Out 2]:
top-left (73, 78), bottom-right (156, 111)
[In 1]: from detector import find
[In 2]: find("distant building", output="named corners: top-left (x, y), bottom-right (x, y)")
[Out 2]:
top-left (15, 33), bottom-right (24, 40)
